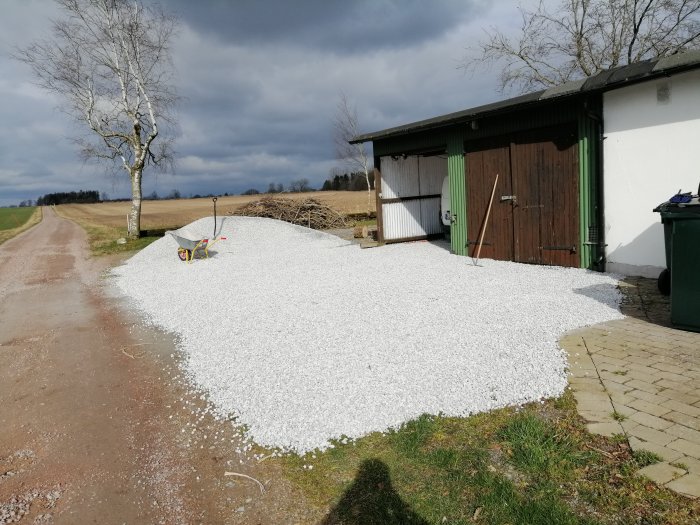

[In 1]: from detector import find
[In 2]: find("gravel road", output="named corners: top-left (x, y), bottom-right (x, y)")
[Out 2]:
top-left (0, 208), bottom-right (312, 524)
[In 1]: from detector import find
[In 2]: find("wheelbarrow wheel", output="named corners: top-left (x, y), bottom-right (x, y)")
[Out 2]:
top-left (177, 248), bottom-right (191, 261)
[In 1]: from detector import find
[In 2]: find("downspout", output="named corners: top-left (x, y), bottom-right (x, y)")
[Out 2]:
top-left (595, 110), bottom-right (606, 272)
top-left (578, 116), bottom-right (590, 268)
top-left (586, 100), bottom-right (606, 272)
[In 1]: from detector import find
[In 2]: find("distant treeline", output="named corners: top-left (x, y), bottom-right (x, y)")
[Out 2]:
top-left (320, 171), bottom-right (374, 191)
top-left (29, 176), bottom-right (374, 206)
top-left (37, 190), bottom-right (100, 206)
top-left (237, 173), bottom-right (374, 196)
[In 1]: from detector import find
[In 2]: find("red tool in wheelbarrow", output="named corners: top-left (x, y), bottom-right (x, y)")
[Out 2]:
top-left (167, 197), bottom-right (227, 263)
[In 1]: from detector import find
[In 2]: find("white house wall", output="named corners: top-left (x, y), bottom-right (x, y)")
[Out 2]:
top-left (603, 69), bottom-right (700, 277)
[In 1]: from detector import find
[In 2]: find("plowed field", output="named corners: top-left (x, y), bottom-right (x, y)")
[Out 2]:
top-left (58, 191), bottom-right (375, 230)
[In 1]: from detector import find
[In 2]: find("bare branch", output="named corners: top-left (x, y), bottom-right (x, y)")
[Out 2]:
top-left (463, 0), bottom-right (700, 94)
top-left (333, 93), bottom-right (374, 211)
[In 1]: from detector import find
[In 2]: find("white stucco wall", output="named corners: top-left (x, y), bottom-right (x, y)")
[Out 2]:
top-left (603, 69), bottom-right (700, 277)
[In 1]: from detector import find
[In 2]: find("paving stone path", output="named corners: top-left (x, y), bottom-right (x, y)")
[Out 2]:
top-left (561, 276), bottom-right (700, 499)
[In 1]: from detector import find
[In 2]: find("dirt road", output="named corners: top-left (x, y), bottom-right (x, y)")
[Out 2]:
top-left (0, 208), bottom-right (312, 524)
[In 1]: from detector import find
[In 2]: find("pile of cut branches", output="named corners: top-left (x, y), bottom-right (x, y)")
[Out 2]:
top-left (232, 197), bottom-right (349, 230)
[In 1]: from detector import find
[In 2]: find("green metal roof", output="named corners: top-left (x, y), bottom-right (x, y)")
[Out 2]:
top-left (351, 50), bottom-right (700, 144)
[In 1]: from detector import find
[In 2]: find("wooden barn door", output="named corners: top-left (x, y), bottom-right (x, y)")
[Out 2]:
top-left (511, 126), bottom-right (579, 266)
top-left (465, 125), bottom-right (579, 267)
top-left (466, 141), bottom-right (514, 261)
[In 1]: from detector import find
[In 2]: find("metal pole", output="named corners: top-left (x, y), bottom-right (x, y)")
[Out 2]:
top-left (212, 197), bottom-right (218, 238)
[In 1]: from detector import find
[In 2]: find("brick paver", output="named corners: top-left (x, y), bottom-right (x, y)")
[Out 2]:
top-left (637, 462), bottom-right (687, 484)
top-left (562, 276), bottom-right (700, 499)
top-left (667, 474), bottom-right (700, 498)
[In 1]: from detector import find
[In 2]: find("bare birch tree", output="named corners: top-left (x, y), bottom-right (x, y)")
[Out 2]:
top-left (465, 0), bottom-right (700, 94)
top-left (16, 0), bottom-right (178, 238)
top-left (334, 93), bottom-right (373, 212)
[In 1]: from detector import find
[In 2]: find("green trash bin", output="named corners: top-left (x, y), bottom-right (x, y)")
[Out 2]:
top-left (654, 197), bottom-right (700, 332)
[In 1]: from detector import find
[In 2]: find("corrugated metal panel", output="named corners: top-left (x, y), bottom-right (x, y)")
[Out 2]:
top-left (447, 131), bottom-right (467, 255)
top-left (418, 156), bottom-right (447, 195)
top-left (420, 197), bottom-right (442, 235)
top-left (379, 156), bottom-right (419, 199)
top-left (382, 201), bottom-right (425, 240)
top-left (379, 154), bottom-right (447, 242)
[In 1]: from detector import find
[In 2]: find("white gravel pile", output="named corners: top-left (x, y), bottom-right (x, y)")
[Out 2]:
top-left (112, 216), bottom-right (624, 453)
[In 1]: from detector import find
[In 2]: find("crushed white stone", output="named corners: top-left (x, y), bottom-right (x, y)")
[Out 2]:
top-left (111, 216), bottom-right (624, 453)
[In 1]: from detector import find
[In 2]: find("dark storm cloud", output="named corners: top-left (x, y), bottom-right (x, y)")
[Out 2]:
top-left (167, 0), bottom-right (479, 52)
top-left (1, 0), bottom-right (516, 206)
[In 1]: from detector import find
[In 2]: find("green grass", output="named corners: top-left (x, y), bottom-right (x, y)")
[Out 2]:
top-left (632, 450), bottom-right (663, 468)
top-left (611, 410), bottom-right (627, 422)
top-left (0, 206), bottom-right (160, 254)
top-left (52, 209), bottom-right (168, 256)
top-left (0, 207), bottom-right (42, 245)
top-left (497, 412), bottom-right (587, 481)
top-left (281, 391), bottom-right (700, 524)
top-left (76, 221), bottom-right (164, 256)
top-left (0, 206), bottom-right (36, 230)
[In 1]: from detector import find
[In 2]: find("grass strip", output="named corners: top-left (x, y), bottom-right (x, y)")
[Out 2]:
top-left (0, 206), bottom-right (37, 230)
top-left (282, 391), bottom-right (699, 524)
top-left (0, 207), bottom-right (42, 246)
top-left (54, 206), bottom-right (168, 256)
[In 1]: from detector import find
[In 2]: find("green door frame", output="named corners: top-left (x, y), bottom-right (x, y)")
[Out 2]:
top-left (447, 129), bottom-right (467, 256)
top-left (577, 109), bottom-right (602, 270)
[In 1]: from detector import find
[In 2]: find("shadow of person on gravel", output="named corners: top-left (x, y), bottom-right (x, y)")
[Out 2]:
top-left (320, 459), bottom-right (429, 525)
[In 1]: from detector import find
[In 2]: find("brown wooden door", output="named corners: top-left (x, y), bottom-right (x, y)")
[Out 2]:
top-left (466, 141), bottom-right (514, 261)
top-left (510, 137), bottom-right (542, 264)
top-left (465, 125), bottom-right (579, 267)
top-left (511, 126), bottom-right (579, 267)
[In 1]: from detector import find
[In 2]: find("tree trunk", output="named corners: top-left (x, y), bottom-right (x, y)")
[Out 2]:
top-left (127, 168), bottom-right (142, 239)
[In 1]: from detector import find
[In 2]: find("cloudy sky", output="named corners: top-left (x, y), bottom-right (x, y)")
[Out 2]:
top-left (0, 0), bottom-right (527, 206)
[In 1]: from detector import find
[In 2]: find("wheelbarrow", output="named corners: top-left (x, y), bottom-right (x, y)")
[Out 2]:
top-left (167, 231), bottom-right (226, 262)
top-left (167, 197), bottom-right (227, 263)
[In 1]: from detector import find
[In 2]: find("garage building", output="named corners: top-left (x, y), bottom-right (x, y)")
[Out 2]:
top-left (351, 51), bottom-right (700, 277)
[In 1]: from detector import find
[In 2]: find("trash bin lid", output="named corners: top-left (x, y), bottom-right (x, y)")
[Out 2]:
top-left (654, 197), bottom-right (700, 218)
